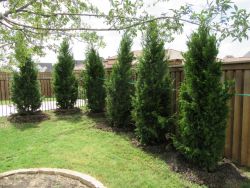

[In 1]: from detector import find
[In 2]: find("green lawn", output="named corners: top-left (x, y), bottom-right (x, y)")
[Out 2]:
top-left (0, 112), bottom-right (200, 188)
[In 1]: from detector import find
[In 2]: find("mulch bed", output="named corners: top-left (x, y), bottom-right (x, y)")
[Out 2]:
top-left (94, 120), bottom-right (250, 188)
top-left (0, 173), bottom-right (89, 188)
top-left (8, 111), bottom-right (50, 123)
top-left (151, 145), bottom-right (249, 188)
top-left (54, 107), bottom-right (82, 115)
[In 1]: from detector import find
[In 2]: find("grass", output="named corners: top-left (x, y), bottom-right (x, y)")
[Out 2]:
top-left (0, 112), bottom-right (200, 188)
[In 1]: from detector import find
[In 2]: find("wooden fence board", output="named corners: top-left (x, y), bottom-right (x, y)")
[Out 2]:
top-left (241, 70), bottom-right (250, 165)
top-left (232, 70), bottom-right (244, 162)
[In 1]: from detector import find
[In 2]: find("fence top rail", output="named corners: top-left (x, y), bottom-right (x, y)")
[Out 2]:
top-left (169, 61), bottom-right (250, 70)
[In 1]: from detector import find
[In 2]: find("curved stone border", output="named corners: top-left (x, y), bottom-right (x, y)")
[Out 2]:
top-left (0, 168), bottom-right (106, 188)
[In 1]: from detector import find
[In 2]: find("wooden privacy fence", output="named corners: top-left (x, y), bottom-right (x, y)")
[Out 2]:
top-left (0, 61), bottom-right (250, 167)
top-left (0, 72), bottom-right (82, 100)
top-left (0, 72), bottom-right (85, 116)
top-left (170, 61), bottom-right (250, 167)
top-left (0, 72), bottom-right (54, 100)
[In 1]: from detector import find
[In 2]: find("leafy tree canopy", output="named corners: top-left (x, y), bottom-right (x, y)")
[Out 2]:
top-left (0, 0), bottom-right (249, 61)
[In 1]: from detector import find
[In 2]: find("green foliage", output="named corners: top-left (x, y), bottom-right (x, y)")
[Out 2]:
top-left (0, 1), bottom-right (249, 63)
top-left (106, 33), bottom-right (134, 127)
top-left (53, 40), bottom-right (78, 109)
top-left (132, 21), bottom-right (172, 145)
top-left (84, 48), bottom-right (105, 113)
top-left (173, 23), bottom-right (231, 170)
top-left (11, 57), bottom-right (42, 115)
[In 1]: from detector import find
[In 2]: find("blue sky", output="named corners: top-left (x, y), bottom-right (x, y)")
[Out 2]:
top-left (39, 0), bottom-right (250, 63)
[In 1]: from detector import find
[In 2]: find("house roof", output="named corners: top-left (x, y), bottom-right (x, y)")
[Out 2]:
top-left (106, 49), bottom-right (183, 61)
top-left (223, 57), bottom-right (250, 63)
top-left (104, 49), bottom-right (184, 69)
top-left (74, 60), bottom-right (85, 71)
top-left (37, 63), bottom-right (53, 72)
top-left (38, 60), bottom-right (85, 72)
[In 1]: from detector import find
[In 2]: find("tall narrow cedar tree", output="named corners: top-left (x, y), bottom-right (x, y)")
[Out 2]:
top-left (11, 33), bottom-right (42, 114)
top-left (85, 48), bottom-right (105, 112)
top-left (132, 21), bottom-right (172, 145)
top-left (173, 23), bottom-right (231, 170)
top-left (53, 40), bottom-right (78, 109)
top-left (106, 33), bottom-right (134, 127)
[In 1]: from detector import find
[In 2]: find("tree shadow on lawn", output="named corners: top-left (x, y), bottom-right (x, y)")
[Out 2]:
top-left (11, 121), bottom-right (41, 131)
top-left (87, 112), bottom-right (135, 141)
top-left (89, 113), bottom-right (250, 188)
top-left (8, 111), bottom-right (50, 131)
top-left (52, 108), bottom-right (86, 123)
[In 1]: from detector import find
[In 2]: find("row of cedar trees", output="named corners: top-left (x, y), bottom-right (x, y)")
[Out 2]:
top-left (11, 20), bottom-right (231, 171)
top-left (85, 21), bottom-right (231, 171)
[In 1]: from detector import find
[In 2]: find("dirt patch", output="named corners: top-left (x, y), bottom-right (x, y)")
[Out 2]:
top-left (0, 173), bottom-right (90, 188)
top-left (137, 143), bottom-right (250, 188)
top-left (54, 107), bottom-right (82, 115)
top-left (8, 111), bottom-right (49, 123)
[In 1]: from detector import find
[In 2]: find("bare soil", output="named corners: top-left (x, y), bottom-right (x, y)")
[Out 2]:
top-left (54, 107), bottom-right (82, 115)
top-left (0, 173), bottom-right (90, 188)
top-left (8, 111), bottom-right (49, 123)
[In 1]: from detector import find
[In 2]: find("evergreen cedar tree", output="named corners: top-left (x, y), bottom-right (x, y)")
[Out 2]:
top-left (84, 48), bottom-right (105, 113)
top-left (11, 57), bottom-right (42, 115)
top-left (173, 23), bottom-right (231, 171)
top-left (132, 21), bottom-right (172, 145)
top-left (53, 40), bottom-right (78, 109)
top-left (106, 33), bottom-right (134, 127)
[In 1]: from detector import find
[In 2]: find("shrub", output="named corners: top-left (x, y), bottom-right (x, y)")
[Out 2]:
top-left (53, 40), bottom-right (78, 109)
top-left (106, 33), bottom-right (134, 127)
top-left (11, 57), bottom-right (42, 114)
top-left (132, 21), bottom-right (172, 145)
top-left (173, 22), bottom-right (231, 170)
top-left (84, 48), bottom-right (105, 113)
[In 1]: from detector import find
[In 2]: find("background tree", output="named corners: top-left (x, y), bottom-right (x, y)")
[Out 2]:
top-left (84, 48), bottom-right (105, 113)
top-left (132, 21), bottom-right (172, 145)
top-left (106, 33), bottom-right (134, 127)
top-left (0, 1), bottom-right (248, 62)
top-left (173, 22), bottom-right (231, 171)
top-left (11, 33), bottom-right (42, 114)
top-left (53, 40), bottom-right (78, 109)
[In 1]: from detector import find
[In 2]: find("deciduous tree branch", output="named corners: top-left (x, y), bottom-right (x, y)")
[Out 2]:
top-left (2, 14), bottom-right (199, 32)
top-left (3, 0), bottom-right (36, 17)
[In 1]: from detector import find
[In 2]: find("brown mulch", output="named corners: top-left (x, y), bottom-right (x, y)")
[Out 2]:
top-left (54, 107), bottom-right (82, 115)
top-left (0, 173), bottom-right (90, 188)
top-left (8, 111), bottom-right (50, 123)
top-left (136, 143), bottom-right (250, 188)
top-left (93, 119), bottom-right (250, 188)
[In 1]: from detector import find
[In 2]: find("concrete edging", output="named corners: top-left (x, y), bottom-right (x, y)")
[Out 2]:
top-left (0, 168), bottom-right (106, 188)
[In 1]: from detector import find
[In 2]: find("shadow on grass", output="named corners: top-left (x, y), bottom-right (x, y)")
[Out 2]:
top-left (8, 111), bottom-right (50, 131)
top-left (52, 108), bottom-right (87, 123)
top-left (87, 111), bottom-right (136, 141)
top-left (11, 122), bottom-right (41, 131)
top-left (88, 113), bottom-right (250, 188)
